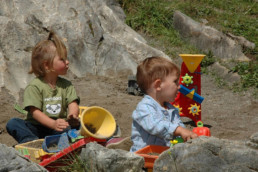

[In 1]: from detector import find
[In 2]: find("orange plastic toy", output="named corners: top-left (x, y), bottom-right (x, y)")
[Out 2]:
top-left (192, 121), bottom-right (211, 136)
top-left (135, 145), bottom-right (169, 169)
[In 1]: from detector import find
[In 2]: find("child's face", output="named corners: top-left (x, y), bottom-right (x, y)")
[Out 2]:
top-left (159, 73), bottom-right (180, 103)
top-left (52, 54), bottom-right (69, 75)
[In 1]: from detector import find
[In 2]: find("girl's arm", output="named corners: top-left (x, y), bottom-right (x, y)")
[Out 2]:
top-left (67, 101), bottom-right (79, 118)
top-left (30, 106), bottom-right (69, 131)
top-left (67, 101), bottom-right (80, 127)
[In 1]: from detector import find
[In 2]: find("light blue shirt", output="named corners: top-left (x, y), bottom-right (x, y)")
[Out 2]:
top-left (130, 95), bottom-right (185, 152)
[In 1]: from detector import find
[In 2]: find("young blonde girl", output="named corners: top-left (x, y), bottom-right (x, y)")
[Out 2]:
top-left (6, 31), bottom-right (80, 144)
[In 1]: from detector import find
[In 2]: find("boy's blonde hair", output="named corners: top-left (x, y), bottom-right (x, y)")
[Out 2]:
top-left (137, 56), bottom-right (180, 93)
top-left (29, 31), bottom-right (67, 77)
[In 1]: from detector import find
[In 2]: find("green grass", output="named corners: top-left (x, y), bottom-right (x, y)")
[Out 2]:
top-left (118, 0), bottom-right (258, 92)
top-left (172, 0), bottom-right (258, 58)
top-left (232, 62), bottom-right (258, 88)
top-left (55, 152), bottom-right (89, 172)
top-left (118, 0), bottom-right (200, 57)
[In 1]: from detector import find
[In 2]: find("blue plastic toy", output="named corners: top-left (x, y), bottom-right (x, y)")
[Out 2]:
top-left (178, 85), bottom-right (204, 104)
top-left (42, 133), bottom-right (70, 153)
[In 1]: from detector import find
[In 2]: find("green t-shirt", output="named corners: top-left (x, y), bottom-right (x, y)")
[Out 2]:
top-left (24, 77), bottom-right (79, 125)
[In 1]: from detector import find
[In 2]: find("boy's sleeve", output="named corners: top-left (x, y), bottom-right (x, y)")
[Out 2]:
top-left (173, 108), bottom-right (185, 128)
top-left (132, 102), bottom-right (179, 140)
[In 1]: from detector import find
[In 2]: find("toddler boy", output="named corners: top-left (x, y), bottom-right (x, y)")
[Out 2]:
top-left (130, 56), bottom-right (198, 152)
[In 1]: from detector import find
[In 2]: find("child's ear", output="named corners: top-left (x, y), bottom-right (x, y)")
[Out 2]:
top-left (154, 79), bottom-right (162, 91)
top-left (43, 61), bottom-right (48, 69)
top-left (43, 61), bottom-right (51, 71)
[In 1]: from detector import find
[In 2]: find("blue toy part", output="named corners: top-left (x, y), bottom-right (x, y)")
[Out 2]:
top-left (179, 85), bottom-right (204, 104)
top-left (58, 133), bottom-right (70, 150)
top-left (42, 133), bottom-right (70, 153)
top-left (68, 129), bottom-right (79, 139)
top-left (68, 129), bottom-right (84, 142)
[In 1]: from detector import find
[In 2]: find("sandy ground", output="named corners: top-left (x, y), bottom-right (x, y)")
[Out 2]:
top-left (0, 70), bottom-right (257, 147)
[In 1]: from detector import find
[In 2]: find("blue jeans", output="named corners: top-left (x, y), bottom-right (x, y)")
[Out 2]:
top-left (6, 118), bottom-right (69, 144)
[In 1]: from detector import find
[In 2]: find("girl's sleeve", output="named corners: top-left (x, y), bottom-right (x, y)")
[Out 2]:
top-left (132, 102), bottom-right (179, 140)
top-left (23, 85), bottom-right (42, 110)
top-left (65, 83), bottom-right (79, 105)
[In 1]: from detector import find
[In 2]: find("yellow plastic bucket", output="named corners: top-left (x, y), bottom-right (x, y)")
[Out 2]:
top-left (80, 106), bottom-right (116, 139)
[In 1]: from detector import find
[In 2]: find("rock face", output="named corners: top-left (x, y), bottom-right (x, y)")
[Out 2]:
top-left (0, 144), bottom-right (47, 171)
top-left (0, 0), bottom-right (168, 99)
top-left (208, 62), bottom-right (241, 85)
top-left (173, 11), bottom-right (252, 62)
top-left (1, 133), bottom-right (257, 171)
top-left (154, 133), bottom-right (258, 172)
top-left (80, 142), bottom-right (145, 172)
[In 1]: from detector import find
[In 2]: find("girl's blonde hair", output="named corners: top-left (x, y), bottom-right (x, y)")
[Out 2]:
top-left (136, 56), bottom-right (180, 93)
top-left (29, 31), bottom-right (67, 77)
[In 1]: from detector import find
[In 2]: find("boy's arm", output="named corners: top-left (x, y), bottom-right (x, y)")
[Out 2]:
top-left (30, 106), bottom-right (69, 131)
top-left (174, 126), bottom-right (198, 141)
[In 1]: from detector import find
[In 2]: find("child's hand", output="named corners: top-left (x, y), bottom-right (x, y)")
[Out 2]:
top-left (53, 119), bottom-right (69, 132)
top-left (174, 126), bottom-right (198, 141)
top-left (67, 114), bottom-right (80, 127)
top-left (67, 101), bottom-right (79, 127)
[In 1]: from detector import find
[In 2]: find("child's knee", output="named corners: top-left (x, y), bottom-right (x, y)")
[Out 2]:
top-left (6, 118), bottom-right (21, 126)
top-left (6, 118), bottom-right (23, 132)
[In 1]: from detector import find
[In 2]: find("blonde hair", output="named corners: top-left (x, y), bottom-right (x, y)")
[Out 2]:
top-left (29, 31), bottom-right (67, 77)
top-left (136, 56), bottom-right (180, 93)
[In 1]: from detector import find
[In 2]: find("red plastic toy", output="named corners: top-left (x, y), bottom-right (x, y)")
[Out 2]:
top-left (39, 137), bottom-right (106, 171)
top-left (172, 54), bottom-right (205, 126)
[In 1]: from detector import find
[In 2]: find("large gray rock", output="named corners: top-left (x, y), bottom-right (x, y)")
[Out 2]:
top-left (208, 62), bottom-right (241, 85)
top-left (0, 143), bottom-right (47, 171)
top-left (154, 134), bottom-right (258, 172)
top-left (173, 11), bottom-right (252, 62)
top-left (0, 0), bottom-right (168, 99)
top-left (1, 133), bottom-right (258, 171)
top-left (80, 142), bottom-right (145, 172)
top-left (246, 132), bottom-right (258, 149)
